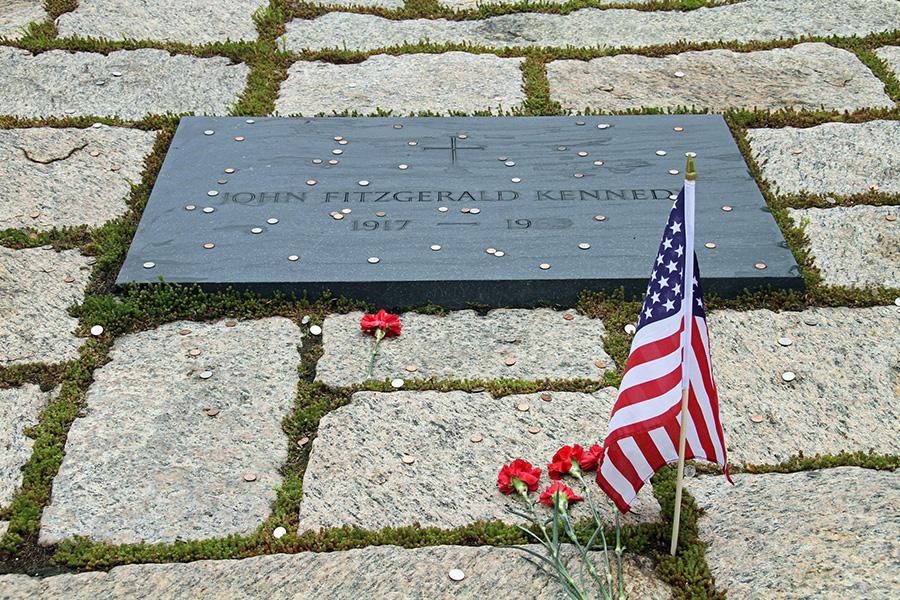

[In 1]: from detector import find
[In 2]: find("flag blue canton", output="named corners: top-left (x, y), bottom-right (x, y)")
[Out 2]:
top-left (637, 187), bottom-right (706, 332)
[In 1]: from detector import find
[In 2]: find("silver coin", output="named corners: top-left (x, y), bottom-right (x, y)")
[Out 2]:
top-left (368, 256), bottom-right (380, 264)
top-left (142, 261), bottom-right (156, 269)
top-left (267, 218), bottom-right (279, 225)
top-left (578, 243), bottom-right (591, 250)
top-left (250, 227), bottom-right (263, 234)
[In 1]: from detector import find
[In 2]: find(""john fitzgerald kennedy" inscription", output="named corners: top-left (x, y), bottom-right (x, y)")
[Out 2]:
top-left (222, 188), bottom-right (679, 205)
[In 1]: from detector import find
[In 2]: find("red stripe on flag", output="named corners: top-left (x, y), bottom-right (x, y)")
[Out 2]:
top-left (622, 329), bottom-right (683, 375)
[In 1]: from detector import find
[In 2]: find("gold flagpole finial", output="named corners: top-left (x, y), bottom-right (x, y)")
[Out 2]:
top-left (685, 155), bottom-right (697, 181)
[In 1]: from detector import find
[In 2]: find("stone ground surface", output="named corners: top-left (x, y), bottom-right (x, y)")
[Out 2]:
top-left (748, 120), bottom-right (900, 195)
top-left (547, 43), bottom-right (893, 113)
top-left (0, 247), bottom-right (91, 366)
top-left (281, 1), bottom-right (900, 51)
top-left (0, 1), bottom-right (44, 40)
top-left (788, 206), bottom-right (899, 289)
top-left (709, 307), bottom-right (900, 465)
top-left (38, 318), bottom-right (301, 545)
top-left (316, 309), bottom-right (614, 386)
top-left (0, 545), bottom-right (672, 599)
top-left (57, 0), bottom-right (267, 44)
top-left (0, 385), bottom-right (52, 507)
top-left (275, 53), bottom-right (525, 116)
top-left (0, 47), bottom-right (249, 119)
top-left (689, 468), bottom-right (899, 599)
top-left (0, 126), bottom-right (158, 230)
top-left (875, 45), bottom-right (900, 78)
top-left (299, 390), bottom-right (660, 532)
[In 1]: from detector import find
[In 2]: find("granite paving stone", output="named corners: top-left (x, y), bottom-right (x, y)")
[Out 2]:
top-left (298, 390), bottom-right (661, 532)
top-left (0, 126), bottom-right (157, 231)
top-left (38, 318), bottom-right (301, 546)
top-left (280, 1), bottom-right (900, 51)
top-left (0, 47), bottom-right (249, 119)
top-left (748, 121), bottom-right (900, 196)
top-left (788, 206), bottom-right (899, 289)
top-left (274, 53), bottom-right (524, 116)
top-left (0, 544), bottom-right (672, 599)
top-left (875, 46), bottom-right (900, 78)
top-left (0, 247), bottom-right (91, 366)
top-left (689, 468), bottom-right (899, 599)
top-left (708, 307), bottom-right (900, 465)
top-left (0, 521), bottom-right (7, 540)
top-left (1, 385), bottom-right (52, 507)
top-left (56, 0), bottom-right (267, 44)
top-left (547, 43), bottom-right (893, 113)
top-left (315, 309), bottom-right (614, 386)
top-left (0, 0), bottom-right (45, 40)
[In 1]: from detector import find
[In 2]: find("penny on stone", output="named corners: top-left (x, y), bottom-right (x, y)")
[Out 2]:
top-left (563, 313), bottom-right (575, 321)
top-left (178, 328), bottom-right (191, 336)
top-left (754, 262), bottom-right (767, 270)
top-left (750, 414), bottom-right (765, 423)
top-left (298, 436), bottom-right (310, 446)
top-left (594, 214), bottom-right (606, 221)
top-left (203, 243), bottom-right (215, 249)
top-left (722, 205), bottom-right (733, 212)
top-left (188, 348), bottom-right (201, 357)
top-left (528, 426), bottom-right (541, 435)
top-left (376, 211), bottom-right (387, 217)
top-left (504, 357), bottom-right (517, 366)
top-left (405, 364), bottom-right (418, 372)
top-left (29, 210), bottom-right (41, 219)
top-left (886, 214), bottom-right (897, 222)
top-left (64, 275), bottom-right (76, 283)
top-left (205, 407), bottom-right (219, 417)
top-left (401, 455), bottom-right (416, 464)
top-left (469, 434), bottom-right (483, 443)
top-left (705, 242), bottom-right (717, 249)
top-left (540, 392), bottom-right (552, 402)
top-left (516, 402), bottom-right (530, 412)
top-left (594, 360), bottom-right (607, 369)
top-left (674, 126), bottom-right (684, 132)
top-left (243, 472), bottom-right (257, 482)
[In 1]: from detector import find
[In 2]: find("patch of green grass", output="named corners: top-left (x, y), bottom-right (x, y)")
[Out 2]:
top-left (735, 450), bottom-right (900, 474)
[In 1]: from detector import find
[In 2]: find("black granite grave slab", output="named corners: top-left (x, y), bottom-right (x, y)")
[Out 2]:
top-left (118, 116), bottom-right (802, 308)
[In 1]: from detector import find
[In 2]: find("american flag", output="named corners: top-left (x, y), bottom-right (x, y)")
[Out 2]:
top-left (597, 179), bottom-right (730, 513)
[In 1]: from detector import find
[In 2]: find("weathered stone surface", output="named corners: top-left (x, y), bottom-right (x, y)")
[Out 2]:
top-left (0, 1), bottom-right (45, 40)
top-left (709, 307), bottom-right (900, 465)
top-left (875, 45), bottom-right (900, 78)
top-left (299, 390), bottom-right (660, 532)
top-left (0, 247), bottom-right (90, 366)
top-left (0, 126), bottom-right (157, 231)
top-left (548, 43), bottom-right (893, 113)
top-left (274, 53), bottom-right (524, 116)
top-left (0, 47), bottom-right (249, 119)
top-left (305, 0), bottom-right (403, 7)
top-left (0, 545), bottom-right (672, 599)
top-left (748, 121), bottom-right (900, 196)
top-left (57, 0), bottom-right (267, 44)
top-left (316, 309), bottom-right (614, 387)
top-left (280, 1), bottom-right (900, 51)
top-left (788, 206), bottom-right (899, 289)
top-left (689, 468), bottom-right (899, 599)
top-left (0, 385), bottom-right (51, 506)
top-left (38, 318), bottom-right (301, 546)
top-left (0, 521), bottom-right (7, 540)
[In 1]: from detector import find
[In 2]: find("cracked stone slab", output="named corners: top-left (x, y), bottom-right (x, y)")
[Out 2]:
top-left (57, 0), bottom-right (267, 44)
top-left (298, 390), bottom-right (661, 532)
top-left (315, 309), bottom-right (614, 387)
top-left (280, 1), bottom-right (900, 51)
top-left (875, 46), bottom-right (900, 79)
top-left (0, 47), bottom-right (249, 119)
top-left (0, 1), bottom-right (45, 40)
top-left (689, 468), bottom-right (899, 599)
top-left (0, 126), bottom-right (157, 231)
top-left (0, 247), bottom-right (90, 366)
top-left (0, 545), bottom-right (672, 599)
top-left (1, 385), bottom-right (53, 507)
top-left (708, 307), bottom-right (900, 466)
top-left (548, 43), bottom-right (893, 113)
top-left (275, 53), bottom-right (524, 116)
top-left (788, 206), bottom-right (899, 289)
top-left (38, 318), bottom-right (301, 546)
top-left (748, 121), bottom-right (900, 196)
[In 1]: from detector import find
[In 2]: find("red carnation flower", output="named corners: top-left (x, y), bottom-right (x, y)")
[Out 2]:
top-left (578, 444), bottom-right (603, 472)
top-left (360, 309), bottom-right (403, 337)
top-left (540, 482), bottom-right (584, 507)
top-left (498, 459), bottom-right (541, 495)
top-left (548, 444), bottom-right (585, 480)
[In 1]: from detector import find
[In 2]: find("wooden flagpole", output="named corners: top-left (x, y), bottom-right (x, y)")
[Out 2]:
top-left (670, 155), bottom-right (697, 556)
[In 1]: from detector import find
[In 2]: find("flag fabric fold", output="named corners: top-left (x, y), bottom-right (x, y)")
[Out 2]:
top-left (597, 182), bottom-right (730, 513)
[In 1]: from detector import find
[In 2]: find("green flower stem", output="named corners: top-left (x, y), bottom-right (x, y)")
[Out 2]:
top-left (366, 329), bottom-right (385, 378)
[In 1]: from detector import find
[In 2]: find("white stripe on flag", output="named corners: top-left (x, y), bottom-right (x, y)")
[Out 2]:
top-left (607, 384), bottom-right (682, 433)
top-left (649, 427), bottom-right (679, 463)
top-left (600, 453), bottom-right (637, 505)
top-left (619, 436), bottom-right (655, 482)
